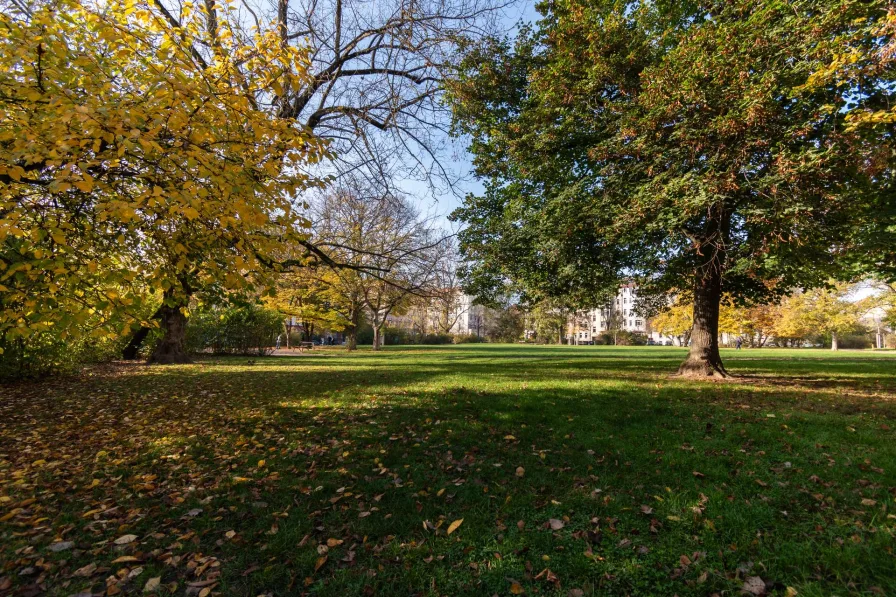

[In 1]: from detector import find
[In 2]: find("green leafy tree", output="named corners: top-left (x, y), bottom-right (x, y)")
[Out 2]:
top-left (485, 305), bottom-right (525, 343)
top-left (529, 300), bottom-right (569, 344)
top-left (449, 0), bottom-right (894, 376)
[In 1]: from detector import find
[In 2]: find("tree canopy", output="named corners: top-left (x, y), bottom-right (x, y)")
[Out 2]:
top-left (449, 0), bottom-right (895, 376)
top-left (1, 0), bottom-right (328, 360)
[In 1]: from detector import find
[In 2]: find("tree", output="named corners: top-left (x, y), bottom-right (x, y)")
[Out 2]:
top-left (485, 304), bottom-right (524, 342)
top-left (428, 240), bottom-right (473, 335)
top-left (774, 285), bottom-right (863, 350)
top-left (229, 0), bottom-right (510, 194)
top-left (450, 0), bottom-right (894, 377)
top-left (1, 0), bottom-right (327, 364)
top-left (311, 183), bottom-right (441, 350)
top-left (266, 269), bottom-right (348, 345)
top-left (529, 300), bottom-right (569, 344)
top-left (738, 304), bottom-right (779, 348)
top-left (651, 299), bottom-right (693, 347)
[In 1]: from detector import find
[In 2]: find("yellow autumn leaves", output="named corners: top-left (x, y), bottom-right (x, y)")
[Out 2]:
top-left (0, 0), bottom-right (328, 348)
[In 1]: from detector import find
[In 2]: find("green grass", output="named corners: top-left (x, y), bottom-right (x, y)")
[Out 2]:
top-left (1, 345), bottom-right (895, 596)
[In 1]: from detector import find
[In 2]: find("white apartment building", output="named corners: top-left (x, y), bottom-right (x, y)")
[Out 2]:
top-left (568, 284), bottom-right (676, 345)
top-left (450, 294), bottom-right (487, 336)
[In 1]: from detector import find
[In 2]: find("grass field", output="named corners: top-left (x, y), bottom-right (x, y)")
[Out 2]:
top-left (1, 345), bottom-right (895, 596)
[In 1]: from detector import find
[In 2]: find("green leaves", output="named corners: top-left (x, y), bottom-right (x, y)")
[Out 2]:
top-left (450, 0), bottom-right (894, 325)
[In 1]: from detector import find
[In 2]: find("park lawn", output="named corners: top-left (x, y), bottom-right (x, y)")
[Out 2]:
top-left (1, 346), bottom-right (895, 597)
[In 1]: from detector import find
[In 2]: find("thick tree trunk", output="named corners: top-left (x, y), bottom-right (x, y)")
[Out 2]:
top-left (148, 302), bottom-right (191, 364)
top-left (346, 330), bottom-right (357, 351)
top-left (831, 332), bottom-right (838, 351)
top-left (677, 270), bottom-right (728, 378)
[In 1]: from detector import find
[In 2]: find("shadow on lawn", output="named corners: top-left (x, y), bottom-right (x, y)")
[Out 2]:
top-left (2, 347), bottom-right (895, 596)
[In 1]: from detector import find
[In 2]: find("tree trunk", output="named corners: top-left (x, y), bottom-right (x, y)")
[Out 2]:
top-left (148, 302), bottom-right (191, 364)
top-left (831, 332), bottom-right (838, 351)
top-left (372, 324), bottom-right (382, 351)
top-left (122, 326), bottom-right (151, 360)
top-left (346, 330), bottom-right (357, 351)
top-left (677, 270), bottom-right (728, 378)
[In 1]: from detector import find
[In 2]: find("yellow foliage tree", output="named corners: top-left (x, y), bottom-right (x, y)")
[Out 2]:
top-left (0, 0), bottom-right (328, 363)
top-left (266, 269), bottom-right (349, 345)
top-left (650, 297), bottom-right (693, 346)
top-left (773, 284), bottom-right (862, 350)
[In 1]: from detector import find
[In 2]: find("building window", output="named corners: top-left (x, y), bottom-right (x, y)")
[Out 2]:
top-left (635, 319), bottom-right (642, 327)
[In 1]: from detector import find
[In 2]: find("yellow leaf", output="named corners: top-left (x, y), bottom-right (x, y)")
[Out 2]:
top-left (447, 518), bottom-right (463, 535)
top-left (510, 581), bottom-right (525, 594)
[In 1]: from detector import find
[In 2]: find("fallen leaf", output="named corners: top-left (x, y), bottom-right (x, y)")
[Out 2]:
top-left (327, 538), bottom-right (344, 548)
top-left (73, 563), bottom-right (97, 577)
top-left (314, 556), bottom-right (327, 571)
top-left (48, 541), bottom-right (74, 552)
top-left (510, 580), bottom-right (525, 594)
top-left (114, 534), bottom-right (138, 545)
top-left (640, 505), bottom-right (653, 515)
top-left (548, 518), bottom-right (565, 530)
top-left (861, 498), bottom-right (877, 506)
top-left (742, 576), bottom-right (767, 596)
top-left (516, 466), bottom-right (525, 477)
top-left (693, 471), bottom-right (705, 479)
top-left (447, 518), bottom-right (464, 535)
top-left (143, 576), bottom-right (161, 592)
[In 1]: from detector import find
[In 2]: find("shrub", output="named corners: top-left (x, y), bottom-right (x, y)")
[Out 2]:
top-left (0, 332), bottom-right (125, 381)
top-left (421, 333), bottom-right (454, 345)
top-left (186, 305), bottom-right (282, 356)
top-left (453, 334), bottom-right (483, 344)
top-left (834, 333), bottom-right (872, 349)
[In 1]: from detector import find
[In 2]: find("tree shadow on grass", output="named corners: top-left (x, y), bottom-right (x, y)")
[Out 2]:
top-left (1, 348), bottom-right (895, 596)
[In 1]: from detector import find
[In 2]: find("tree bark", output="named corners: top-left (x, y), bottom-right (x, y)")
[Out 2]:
top-left (372, 324), bottom-right (382, 351)
top-left (148, 301), bottom-right (192, 364)
top-left (677, 270), bottom-right (728, 378)
top-left (346, 330), bottom-right (357, 351)
top-left (831, 332), bottom-right (838, 351)
top-left (122, 326), bottom-right (152, 360)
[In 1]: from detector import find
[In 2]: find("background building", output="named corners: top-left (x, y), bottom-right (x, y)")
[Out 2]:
top-left (567, 284), bottom-right (676, 345)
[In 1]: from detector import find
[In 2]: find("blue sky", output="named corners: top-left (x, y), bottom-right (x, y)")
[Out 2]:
top-left (400, 0), bottom-right (540, 230)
